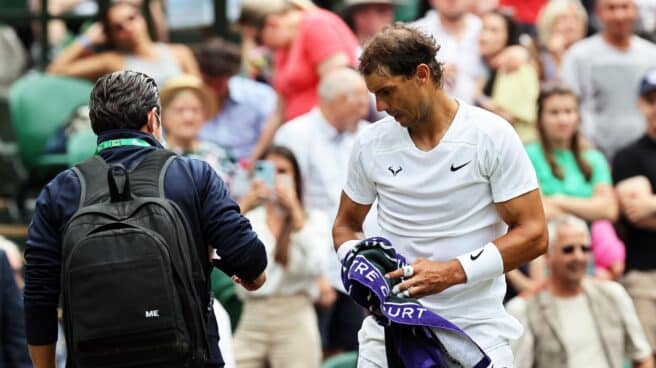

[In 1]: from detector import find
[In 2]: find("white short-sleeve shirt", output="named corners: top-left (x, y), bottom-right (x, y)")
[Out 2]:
top-left (344, 101), bottom-right (538, 348)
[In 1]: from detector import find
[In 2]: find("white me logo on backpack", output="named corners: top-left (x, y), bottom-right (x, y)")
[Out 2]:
top-left (145, 309), bottom-right (160, 318)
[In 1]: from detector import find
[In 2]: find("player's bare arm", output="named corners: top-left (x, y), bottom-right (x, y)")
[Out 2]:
top-left (492, 189), bottom-right (548, 271)
top-left (333, 191), bottom-right (372, 249)
top-left (388, 189), bottom-right (548, 299)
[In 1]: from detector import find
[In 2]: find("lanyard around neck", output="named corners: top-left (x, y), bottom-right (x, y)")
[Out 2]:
top-left (96, 138), bottom-right (152, 153)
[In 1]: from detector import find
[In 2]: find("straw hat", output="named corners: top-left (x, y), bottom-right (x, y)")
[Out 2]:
top-left (160, 75), bottom-right (217, 118)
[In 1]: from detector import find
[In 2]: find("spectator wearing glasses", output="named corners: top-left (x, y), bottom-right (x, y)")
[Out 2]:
top-left (47, 0), bottom-right (199, 87)
top-left (506, 215), bottom-right (654, 368)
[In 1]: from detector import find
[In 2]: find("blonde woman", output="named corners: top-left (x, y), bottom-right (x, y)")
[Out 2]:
top-left (536, 0), bottom-right (588, 82)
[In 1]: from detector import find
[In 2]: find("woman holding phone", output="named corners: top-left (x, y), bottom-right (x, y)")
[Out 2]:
top-left (235, 146), bottom-right (328, 368)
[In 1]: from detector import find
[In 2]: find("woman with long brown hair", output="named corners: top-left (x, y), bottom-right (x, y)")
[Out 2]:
top-left (235, 145), bottom-right (327, 368)
top-left (527, 83), bottom-right (618, 222)
top-left (506, 84), bottom-right (621, 297)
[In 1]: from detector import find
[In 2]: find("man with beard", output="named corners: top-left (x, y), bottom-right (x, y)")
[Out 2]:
top-left (507, 215), bottom-right (653, 368)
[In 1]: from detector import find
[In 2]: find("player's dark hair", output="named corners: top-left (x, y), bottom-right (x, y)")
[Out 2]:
top-left (359, 23), bottom-right (444, 86)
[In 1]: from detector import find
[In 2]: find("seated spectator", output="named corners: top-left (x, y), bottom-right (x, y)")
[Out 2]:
top-left (273, 68), bottom-right (371, 356)
top-left (476, 9), bottom-right (540, 144)
top-left (196, 38), bottom-right (276, 163)
top-left (237, 0), bottom-right (359, 162)
top-left (159, 74), bottom-right (235, 182)
top-left (527, 83), bottom-right (618, 223)
top-left (235, 146), bottom-right (327, 368)
top-left (506, 215), bottom-right (653, 368)
top-left (613, 68), bottom-right (656, 356)
top-left (526, 84), bottom-right (623, 283)
top-left (535, 0), bottom-right (588, 82)
top-left (47, 0), bottom-right (198, 86)
top-left (0, 249), bottom-right (32, 368)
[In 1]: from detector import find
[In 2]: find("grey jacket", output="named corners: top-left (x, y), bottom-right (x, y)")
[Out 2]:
top-left (507, 280), bottom-right (652, 368)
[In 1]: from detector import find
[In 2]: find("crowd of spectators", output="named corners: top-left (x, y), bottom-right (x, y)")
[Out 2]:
top-left (3, 0), bottom-right (656, 366)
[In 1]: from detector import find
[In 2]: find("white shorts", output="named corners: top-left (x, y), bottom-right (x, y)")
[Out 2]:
top-left (357, 316), bottom-right (514, 368)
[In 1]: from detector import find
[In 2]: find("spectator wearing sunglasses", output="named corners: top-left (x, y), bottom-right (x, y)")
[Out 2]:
top-left (506, 215), bottom-right (654, 368)
top-left (47, 0), bottom-right (199, 87)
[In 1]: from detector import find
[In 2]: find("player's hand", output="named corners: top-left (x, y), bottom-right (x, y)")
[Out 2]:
top-left (385, 258), bottom-right (466, 299)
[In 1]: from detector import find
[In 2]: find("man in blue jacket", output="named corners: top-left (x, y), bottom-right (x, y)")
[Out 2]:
top-left (23, 70), bottom-right (268, 368)
top-left (1, 249), bottom-right (32, 367)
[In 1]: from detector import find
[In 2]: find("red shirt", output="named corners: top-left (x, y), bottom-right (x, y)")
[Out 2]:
top-left (499, 0), bottom-right (547, 24)
top-left (273, 9), bottom-right (358, 121)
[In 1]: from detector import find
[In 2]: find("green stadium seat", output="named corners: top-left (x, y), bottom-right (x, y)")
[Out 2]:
top-left (9, 73), bottom-right (93, 169)
top-left (67, 128), bottom-right (97, 167)
top-left (322, 351), bottom-right (358, 368)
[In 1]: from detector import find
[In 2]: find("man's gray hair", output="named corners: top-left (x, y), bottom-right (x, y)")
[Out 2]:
top-left (547, 215), bottom-right (589, 253)
top-left (318, 68), bottom-right (366, 102)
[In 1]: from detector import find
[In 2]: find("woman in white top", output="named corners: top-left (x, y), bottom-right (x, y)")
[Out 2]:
top-left (235, 145), bottom-right (328, 368)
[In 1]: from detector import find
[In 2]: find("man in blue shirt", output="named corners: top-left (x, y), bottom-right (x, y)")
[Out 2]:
top-left (24, 70), bottom-right (268, 368)
top-left (196, 38), bottom-right (277, 162)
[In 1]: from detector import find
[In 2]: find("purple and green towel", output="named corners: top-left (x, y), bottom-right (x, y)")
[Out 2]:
top-left (341, 237), bottom-right (491, 368)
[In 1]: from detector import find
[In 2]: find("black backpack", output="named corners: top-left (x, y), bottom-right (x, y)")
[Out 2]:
top-left (61, 150), bottom-right (209, 368)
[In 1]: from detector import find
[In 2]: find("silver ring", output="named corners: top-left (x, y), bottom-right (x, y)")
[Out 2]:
top-left (402, 265), bottom-right (414, 278)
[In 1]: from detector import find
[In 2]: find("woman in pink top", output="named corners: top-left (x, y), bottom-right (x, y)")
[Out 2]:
top-left (238, 0), bottom-right (360, 161)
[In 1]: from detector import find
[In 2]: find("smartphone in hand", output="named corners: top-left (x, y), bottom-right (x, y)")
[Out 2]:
top-left (254, 160), bottom-right (275, 188)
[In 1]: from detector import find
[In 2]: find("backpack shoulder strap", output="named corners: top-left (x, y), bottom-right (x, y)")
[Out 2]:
top-left (72, 155), bottom-right (110, 207)
top-left (129, 149), bottom-right (177, 198)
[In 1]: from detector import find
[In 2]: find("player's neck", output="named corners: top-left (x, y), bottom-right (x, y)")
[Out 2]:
top-left (411, 89), bottom-right (460, 138)
top-left (408, 92), bottom-right (458, 151)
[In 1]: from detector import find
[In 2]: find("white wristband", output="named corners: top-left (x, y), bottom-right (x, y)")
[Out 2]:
top-left (456, 242), bottom-right (504, 284)
top-left (337, 239), bottom-right (360, 262)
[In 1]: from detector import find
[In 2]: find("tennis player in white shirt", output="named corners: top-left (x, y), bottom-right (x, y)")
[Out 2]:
top-left (332, 24), bottom-right (548, 368)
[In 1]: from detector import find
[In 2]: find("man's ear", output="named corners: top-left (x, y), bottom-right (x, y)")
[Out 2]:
top-left (147, 107), bottom-right (160, 132)
top-left (415, 64), bottom-right (431, 84)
